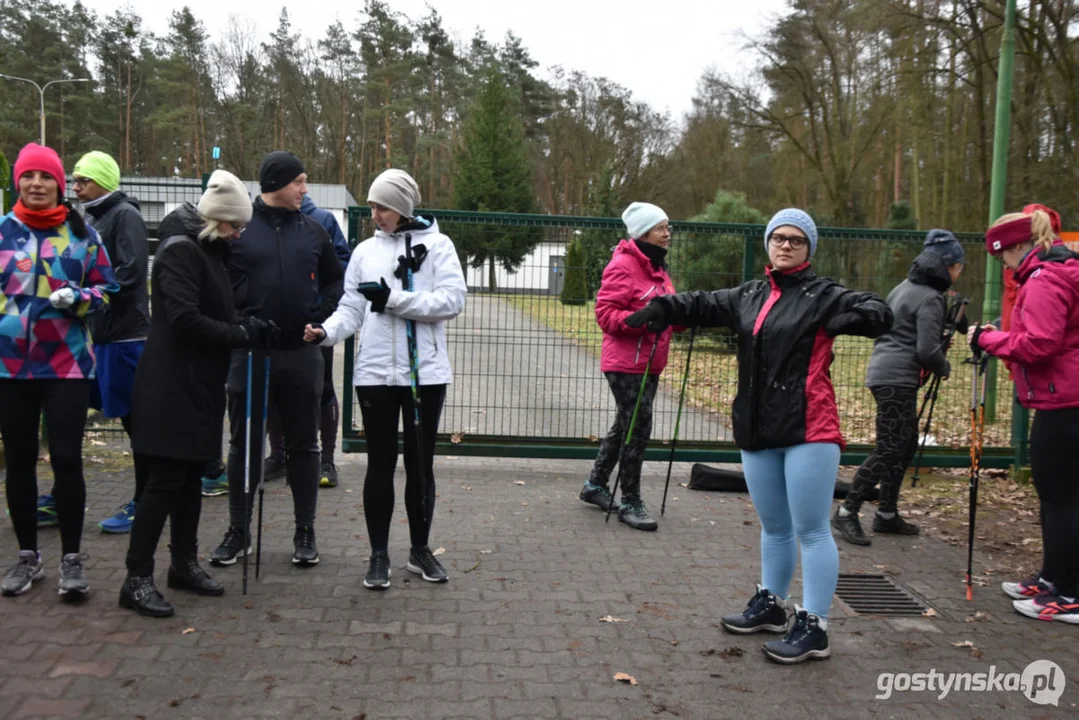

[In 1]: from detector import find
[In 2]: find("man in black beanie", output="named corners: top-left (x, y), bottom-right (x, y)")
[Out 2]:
top-left (210, 151), bottom-right (344, 568)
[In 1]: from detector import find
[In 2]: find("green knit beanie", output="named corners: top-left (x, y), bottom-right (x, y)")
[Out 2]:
top-left (73, 151), bottom-right (120, 192)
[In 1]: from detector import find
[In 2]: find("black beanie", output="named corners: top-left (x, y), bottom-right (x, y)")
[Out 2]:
top-left (259, 151), bottom-right (305, 193)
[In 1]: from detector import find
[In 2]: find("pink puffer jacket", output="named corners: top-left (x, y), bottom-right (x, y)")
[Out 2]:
top-left (977, 242), bottom-right (1079, 410)
top-left (595, 239), bottom-right (678, 375)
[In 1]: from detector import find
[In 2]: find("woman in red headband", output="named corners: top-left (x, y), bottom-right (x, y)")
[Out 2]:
top-left (969, 207), bottom-right (1079, 625)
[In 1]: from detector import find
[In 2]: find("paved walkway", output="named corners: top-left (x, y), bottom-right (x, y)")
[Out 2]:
top-left (0, 445), bottom-right (1075, 719)
top-left (437, 294), bottom-right (730, 443)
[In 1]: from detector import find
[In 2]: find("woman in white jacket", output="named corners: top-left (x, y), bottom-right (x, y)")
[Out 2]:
top-left (305, 169), bottom-right (466, 590)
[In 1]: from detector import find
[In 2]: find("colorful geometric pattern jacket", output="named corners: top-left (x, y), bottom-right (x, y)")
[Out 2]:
top-left (0, 212), bottom-right (119, 379)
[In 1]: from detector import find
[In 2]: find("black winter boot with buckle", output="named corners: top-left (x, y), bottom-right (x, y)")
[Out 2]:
top-left (119, 575), bottom-right (175, 618)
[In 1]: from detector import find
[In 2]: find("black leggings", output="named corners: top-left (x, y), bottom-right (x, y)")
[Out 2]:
top-left (1030, 407), bottom-right (1079, 597)
top-left (125, 458), bottom-right (204, 576)
top-left (357, 385), bottom-right (446, 550)
top-left (0, 379), bottom-right (90, 555)
top-left (845, 385), bottom-right (919, 514)
top-left (590, 372), bottom-right (659, 503)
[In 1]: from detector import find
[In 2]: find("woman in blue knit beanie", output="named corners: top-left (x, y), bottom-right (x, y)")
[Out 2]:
top-left (625, 207), bottom-right (893, 664)
top-left (834, 230), bottom-right (966, 548)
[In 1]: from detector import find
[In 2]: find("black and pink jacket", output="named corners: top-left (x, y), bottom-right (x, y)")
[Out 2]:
top-left (653, 263), bottom-right (892, 451)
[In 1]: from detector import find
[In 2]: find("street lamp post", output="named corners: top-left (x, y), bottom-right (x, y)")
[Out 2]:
top-left (0, 74), bottom-right (91, 146)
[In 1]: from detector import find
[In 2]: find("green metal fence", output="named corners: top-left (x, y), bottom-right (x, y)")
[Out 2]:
top-left (343, 207), bottom-right (1025, 470)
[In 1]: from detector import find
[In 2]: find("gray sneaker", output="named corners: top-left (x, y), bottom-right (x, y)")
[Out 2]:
top-left (58, 554), bottom-right (90, 597)
top-left (618, 500), bottom-right (658, 531)
top-left (1, 550), bottom-right (44, 596)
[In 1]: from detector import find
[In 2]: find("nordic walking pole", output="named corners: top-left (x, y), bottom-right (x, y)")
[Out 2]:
top-left (661, 327), bottom-right (696, 516)
top-left (606, 336), bottom-right (660, 524)
top-left (965, 331), bottom-right (989, 601)
top-left (402, 233), bottom-right (428, 530)
top-left (912, 297), bottom-right (969, 488)
top-left (256, 354), bottom-right (270, 580)
top-left (242, 350), bottom-right (253, 596)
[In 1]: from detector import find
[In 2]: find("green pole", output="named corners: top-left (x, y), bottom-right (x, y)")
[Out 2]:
top-left (983, 0), bottom-right (1028, 469)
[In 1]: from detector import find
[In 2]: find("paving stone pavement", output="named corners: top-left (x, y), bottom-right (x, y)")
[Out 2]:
top-left (1, 448), bottom-right (1076, 719)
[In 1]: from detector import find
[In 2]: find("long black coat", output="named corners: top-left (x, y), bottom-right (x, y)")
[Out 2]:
top-left (131, 204), bottom-right (248, 462)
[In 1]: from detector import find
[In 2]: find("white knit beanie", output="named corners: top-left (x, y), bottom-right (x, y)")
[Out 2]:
top-left (621, 202), bottom-right (668, 240)
top-left (198, 170), bottom-right (253, 224)
top-left (367, 169), bottom-right (421, 219)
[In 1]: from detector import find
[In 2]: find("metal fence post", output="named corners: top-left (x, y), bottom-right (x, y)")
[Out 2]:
top-left (742, 231), bottom-right (756, 283)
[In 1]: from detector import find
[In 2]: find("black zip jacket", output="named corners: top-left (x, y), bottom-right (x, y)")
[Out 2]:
top-left (84, 192), bottom-right (151, 343)
top-left (654, 264), bottom-right (893, 450)
top-left (228, 198), bottom-right (345, 350)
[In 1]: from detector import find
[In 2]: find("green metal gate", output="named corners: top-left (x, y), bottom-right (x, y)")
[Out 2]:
top-left (342, 207), bottom-right (1024, 470)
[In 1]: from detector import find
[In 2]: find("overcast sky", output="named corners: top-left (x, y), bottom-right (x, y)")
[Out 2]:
top-left (80, 0), bottom-right (789, 120)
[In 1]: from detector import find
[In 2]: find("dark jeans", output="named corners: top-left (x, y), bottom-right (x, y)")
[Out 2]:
top-left (590, 372), bottom-right (659, 503)
top-left (357, 384), bottom-right (446, 550)
top-left (845, 385), bottom-right (919, 514)
top-left (0, 379), bottom-right (90, 555)
top-left (125, 458), bottom-right (204, 576)
top-left (267, 346), bottom-right (338, 462)
top-left (1030, 407), bottom-right (1079, 597)
top-left (226, 346), bottom-right (322, 530)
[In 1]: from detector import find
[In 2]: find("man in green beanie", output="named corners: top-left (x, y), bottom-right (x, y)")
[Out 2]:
top-left (57, 150), bottom-right (150, 535)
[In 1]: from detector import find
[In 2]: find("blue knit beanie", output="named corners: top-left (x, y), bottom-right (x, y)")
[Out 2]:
top-left (764, 208), bottom-right (819, 257)
top-left (622, 202), bottom-right (668, 240)
top-left (923, 229), bottom-right (965, 266)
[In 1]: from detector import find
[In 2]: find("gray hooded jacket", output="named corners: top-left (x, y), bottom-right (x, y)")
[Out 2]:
top-left (864, 250), bottom-right (953, 388)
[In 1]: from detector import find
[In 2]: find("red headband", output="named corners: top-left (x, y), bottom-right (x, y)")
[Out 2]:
top-left (986, 216), bottom-right (1033, 255)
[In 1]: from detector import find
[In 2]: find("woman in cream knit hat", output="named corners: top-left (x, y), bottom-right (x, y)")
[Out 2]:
top-left (119, 170), bottom-right (280, 617)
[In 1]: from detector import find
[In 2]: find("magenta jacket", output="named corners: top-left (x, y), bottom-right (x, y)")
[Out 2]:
top-left (976, 242), bottom-right (1079, 410)
top-left (595, 239), bottom-right (678, 375)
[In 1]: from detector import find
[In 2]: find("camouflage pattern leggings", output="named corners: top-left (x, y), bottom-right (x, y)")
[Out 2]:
top-left (589, 372), bottom-right (659, 503)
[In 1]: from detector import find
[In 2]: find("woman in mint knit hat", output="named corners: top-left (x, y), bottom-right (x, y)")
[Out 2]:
top-left (580, 202), bottom-right (680, 531)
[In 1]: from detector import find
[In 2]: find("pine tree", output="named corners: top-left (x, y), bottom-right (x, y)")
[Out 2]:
top-left (453, 67), bottom-right (536, 291)
top-left (560, 238), bottom-right (588, 306)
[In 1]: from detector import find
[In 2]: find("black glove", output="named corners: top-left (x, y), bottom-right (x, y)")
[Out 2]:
top-left (241, 317), bottom-right (281, 349)
top-left (358, 277), bottom-right (391, 313)
top-left (625, 299), bottom-right (670, 333)
top-left (969, 323), bottom-right (987, 355)
top-left (394, 243), bottom-right (428, 281)
top-left (824, 311), bottom-right (864, 338)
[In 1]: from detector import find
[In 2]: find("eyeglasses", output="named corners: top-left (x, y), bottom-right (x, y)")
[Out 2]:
top-left (72, 177), bottom-right (94, 187)
top-left (768, 232), bottom-right (808, 250)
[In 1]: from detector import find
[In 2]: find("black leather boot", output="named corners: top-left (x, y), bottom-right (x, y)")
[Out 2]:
top-left (167, 557), bottom-right (225, 596)
top-left (119, 575), bottom-right (175, 618)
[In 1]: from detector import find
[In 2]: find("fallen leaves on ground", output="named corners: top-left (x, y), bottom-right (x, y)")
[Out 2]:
top-left (599, 615), bottom-right (629, 623)
top-left (182, 627), bottom-right (196, 635)
top-left (613, 672), bottom-right (638, 686)
top-left (432, 547), bottom-right (445, 556)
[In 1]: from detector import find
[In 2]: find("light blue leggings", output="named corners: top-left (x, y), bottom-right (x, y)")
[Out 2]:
top-left (740, 443), bottom-right (841, 619)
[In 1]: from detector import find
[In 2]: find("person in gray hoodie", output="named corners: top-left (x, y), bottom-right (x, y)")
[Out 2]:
top-left (832, 230), bottom-right (965, 546)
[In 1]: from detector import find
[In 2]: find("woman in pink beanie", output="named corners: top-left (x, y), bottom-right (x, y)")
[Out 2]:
top-left (0, 143), bottom-right (119, 600)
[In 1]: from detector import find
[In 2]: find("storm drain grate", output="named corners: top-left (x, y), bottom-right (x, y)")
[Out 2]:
top-left (835, 573), bottom-right (931, 617)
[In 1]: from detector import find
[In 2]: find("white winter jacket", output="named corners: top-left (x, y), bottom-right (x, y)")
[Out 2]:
top-left (320, 217), bottom-right (467, 386)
